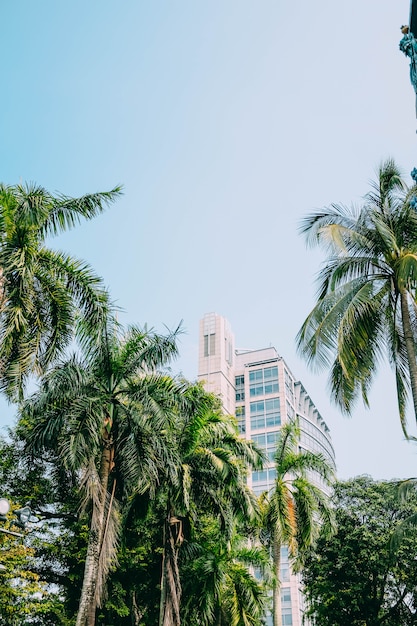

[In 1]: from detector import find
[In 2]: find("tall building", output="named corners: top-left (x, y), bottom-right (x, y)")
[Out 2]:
top-left (198, 312), bottom-right (336, 626)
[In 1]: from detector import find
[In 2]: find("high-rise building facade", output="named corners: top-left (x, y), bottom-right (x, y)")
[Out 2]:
top-left (198, 312), bottom-right (336, 626)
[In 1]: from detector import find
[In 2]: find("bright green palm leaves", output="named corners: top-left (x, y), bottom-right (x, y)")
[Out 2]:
top-left (297, 159), bottom-right (417, 435)
top-left (0, 182), bottom-right (121, 397)
top-left (157, 388), bottom-right (263, 626)
top-left (23, 319), bottom-right (182, 626)
top-left (261, 419), bottom-right (334, 626)
top-left (182, 520), bottom-right (271, 626)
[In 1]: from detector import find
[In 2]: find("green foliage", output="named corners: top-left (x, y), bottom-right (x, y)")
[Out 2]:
top-left (153, 386), bottom-right (264, 626)
top-left (0, 432), bottom-right (84, 624)
top-left (260, 418), bottom-right (335, 626)
top-left (261, 418), bottom-right (335, 562)
top-left (0, 182), bottom-right (121, 398)
top-left (21, 319), bottom-right (184, 626)
top-left (181, 514), bottom-right (271, 626)
top-left (98, 495), bottom-right (165, 625)
top-left (303, 476), bottom-right (417, 626)
top-left (297, 159), bottom-right (417, 434)
top-left (96, 391), bottom-right (266, 626)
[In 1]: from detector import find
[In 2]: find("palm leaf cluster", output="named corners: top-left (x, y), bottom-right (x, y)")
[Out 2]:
top-left (23, 319), bottom-right (184, 626)
top-left (260, 419), bottom-right (335, 626)
top-left (181, 519), bottom-right (272, 626)
top-left (153, 384), bottom-right (265, 626)
top-left (0, 182), bottom-right (121, 397)
top-left (20, 318), bottom-right (269, 626)
top-left (297, 159), bottom-right (417, 435)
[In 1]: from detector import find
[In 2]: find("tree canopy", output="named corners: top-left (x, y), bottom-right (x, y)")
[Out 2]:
top-left (0, 182), bottom-right (122, 398)
top-left (303, 476), bottom-right (417, 626)
top-left (297, 160), bottom-right (417, 435)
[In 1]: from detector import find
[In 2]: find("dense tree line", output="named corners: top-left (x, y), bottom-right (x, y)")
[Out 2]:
top-left (303, 477), bottom-right (417, 626)
top-left (0, 183), bottom-right (333, 626)
top-left (4, 160), bottom-right (417, 626)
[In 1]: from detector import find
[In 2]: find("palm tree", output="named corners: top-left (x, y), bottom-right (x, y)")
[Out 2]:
top-left (297, 159), bottom-right (417, 435)
top-left (23, 318), bottom-right (183, 626)
top-left (182, 518), bottom-right (271, 626)
top-left (261, 418), bottom-right (334, 626)
top-left (155, 384), bottom-right (264, 626)
top-left (0, 182), bottom-right (121, 397)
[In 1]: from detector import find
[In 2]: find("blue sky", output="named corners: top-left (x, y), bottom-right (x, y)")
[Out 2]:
top-left (1, 0), bottom-right (417, 479)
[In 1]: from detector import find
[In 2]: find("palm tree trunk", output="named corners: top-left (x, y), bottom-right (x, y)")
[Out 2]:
top-left (272, 533), bottom-right (282, 626)
top-left (76, 433), bottom-right (113, 626)
top-left (76, 530), bottom-right (101, 626)
top-left (400, 289), bottom-right (417, 427)
top-left (159, 511), bottom-right (182, 626)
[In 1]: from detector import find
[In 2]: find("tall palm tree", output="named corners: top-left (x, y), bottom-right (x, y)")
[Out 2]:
top-left (261, 418), bottom-right (334, 626)
top-left (23, 318), bottom-right (182, 626)
top-left (297, 159), bottom-right (417, 435)
top-left (0, 182), bottom-right (121, 397)
top-left (155, 385), bottom-right (264, 626)
top-left (181, 518), bottom-right (271, 626)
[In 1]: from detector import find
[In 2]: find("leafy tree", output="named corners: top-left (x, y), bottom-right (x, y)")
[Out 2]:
top-left (0, 430), bottom-right (82, 624)
top-left (0, 532), bottom-right (51, 626)
top-left (43, 382), bottom-right (263, 626)
top-left (297, 159), bottom-right (417, 435)
top-left (181, 515), bottom-right (271, 626)
top-left (155, 385), bottom-right (263, 626)
top-left (97, 496), bottom-right (164, 625)
top-left (0, 182), bottom-right (121, 398)
top-left (303, 476), bottom-right (417, 626)
top-left (260, 418), bottom-right (334, 626)
top-left (22, 318), bottom-right (183, 626)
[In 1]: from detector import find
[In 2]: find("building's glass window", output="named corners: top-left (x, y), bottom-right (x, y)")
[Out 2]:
top-left (235, 374), bottom-right (245, 401)
top-left (252, 469), bottom-right (268, 483)
top-left (249, 366), bottom-right (278, 396)
top-left (250, 398), bottom-right (280, 430)
top-left (286, 401), bottom-right (295, 420)
top-left (249, 369), bottom-right (264, 396)
top-left (252, 430), bottom-right (280, 461)
top-left (299, 416), bottom-right (335, 466)
top-left (251, 466), bottom-right (277, 495)
top-left (280, 567), bottom-right (290, 582)
top-left (204, 333), bottom-right (216, 357)
top-left (281, 588), bottom-right (292, 607)
top-left (236, 405), bottom-right (246, 434)
top-left (282, 611), bottom-right (293, 625)
top-left (225, 337), bottom-right (233, 365)
top-left (252, 468), bottom-right (276, 483)
top-left (279, 546), bottom-right (291, 580)
top-left (264, 366), bottom-right (279, 394)
top-left (253, 566), bottom-right (262, 580)
top-left (284, 369), bottom-right (294, 403)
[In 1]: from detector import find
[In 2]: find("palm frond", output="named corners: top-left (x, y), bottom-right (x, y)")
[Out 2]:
top-left (298, 158), bottom-right (417, 424)
top-left (41, 186), bottom-right (123, 237)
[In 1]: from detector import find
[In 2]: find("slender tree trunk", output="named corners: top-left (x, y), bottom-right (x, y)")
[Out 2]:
top-left (159, 511), bottom-right (182, 626)
top-left (272, 534), bottom-right (282, 626)
top-left (76, 525), bottom-right (102, 626)
top-left (131, 591), bottom-right (143, 625)
top-left (76, 430), bottom-right (113, 626)
top-left (400, 289), bottom-right (417, 428)
top-left (159, 521), bottom-right (167, 626)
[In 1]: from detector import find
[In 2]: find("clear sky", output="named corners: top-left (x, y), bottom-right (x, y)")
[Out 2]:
top-left (1, 0), bottom-right (417, 480)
